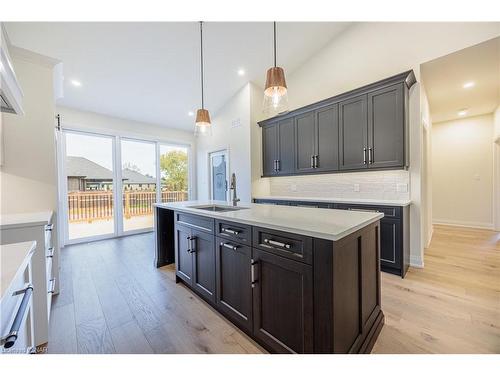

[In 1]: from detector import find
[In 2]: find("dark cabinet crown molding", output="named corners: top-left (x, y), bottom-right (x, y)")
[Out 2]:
top-left (258, 70), bottom-right (416, 127)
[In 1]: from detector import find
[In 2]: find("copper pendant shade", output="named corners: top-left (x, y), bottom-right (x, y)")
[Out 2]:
top-left (195, 21), bottom-right (212, 136)
top-left (263, 22), bottom-right (288, 114)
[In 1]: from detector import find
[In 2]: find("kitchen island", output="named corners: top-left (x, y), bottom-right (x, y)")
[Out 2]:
top-left (154, 201), bottom-right (384, 354)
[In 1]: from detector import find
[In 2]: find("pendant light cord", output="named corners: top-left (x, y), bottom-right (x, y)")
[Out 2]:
top-left (200, 21), bottom-right (205, 109)
top-left (273, 21), bottom-right (277, 67)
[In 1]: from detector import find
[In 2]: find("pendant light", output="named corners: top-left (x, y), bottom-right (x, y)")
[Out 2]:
top-left (263, 22), bottom-right (288, 114)
top-left (195, 21), bottom-right (212, 136)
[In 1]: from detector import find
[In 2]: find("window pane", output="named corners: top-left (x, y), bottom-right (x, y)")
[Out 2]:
top-left (65, 132), bottom-right (114, 240)
top-left (121, 139), bottom-right (156, 232)
top-left (159, 145), bottom-right (189, 202)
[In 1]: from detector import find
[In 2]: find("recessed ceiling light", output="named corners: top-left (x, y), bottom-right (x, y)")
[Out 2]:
top-left (70, 79), bottom-right (82, 87)
top-left (188, 111), bottom-right (194, 117)
top-left (463, 81), bottom-right (475, 89)
top-left (458, 109), bottom-right (468, 116)
top-left (237, 69), bottom-right (245, 76)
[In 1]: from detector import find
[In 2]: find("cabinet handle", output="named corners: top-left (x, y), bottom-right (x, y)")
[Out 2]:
top-left (310, 155), bottom-right (314, 168)
top-left (189, 236), bottom-right (196, 253)
top-left (222, 228), bottom-right (240, 235)
top-left (251, 260), bottom-right (258, 288)
top-left (273, 160), bottom-right (277, 172)
top-left (276, 160), bottom-right (280, 172)
top-left (348, 208), bottom-right (380, 213)
top-left (45, 224), bottom-right (54, 232)
top-left (48, 278), bottom-right (56, 294)
top-left (220, 242), bottom-right (238, 251)
top-left (46, 247), bottom-right (54, 258)
top-left (1, 284), bottom-right (33, 349)
top-left (368, 147), bottom-right (373, 164)
top-left (263, 238), bottom-right (291, 249)
top-left (314, 155), bottom-right (319, 168)
top-left (363, 147), bottom-right (367, 164)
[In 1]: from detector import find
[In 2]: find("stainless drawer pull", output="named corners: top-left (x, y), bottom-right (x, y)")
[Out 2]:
top-left (222, 228), bottom-right (240, 235)
top-left (46, 247), bottom-right (54, 258)
top-left (368, 147), bottom-right (373, 164)
top-left (251, 259), bottom-right (258, 288)
top-left (45, 224), bottom-right (54, 232)
top-left (220, 242), bottom-right (238, 251)
top-left (1, 284), bottom-right (33, 349)
top-left (48, 278), bottom-right (56, 294)
top-left (363, 147), bottom-right (367, 164)
top-left (186, 236), bottom-right (196, 253)
top-left (264, 238), bottom-right (291, 249)
top-left (348, 208), bottom-right (380, 213)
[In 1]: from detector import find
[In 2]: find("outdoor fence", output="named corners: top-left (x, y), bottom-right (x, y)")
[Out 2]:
top-left (67, 190), bottom-right (188, 222)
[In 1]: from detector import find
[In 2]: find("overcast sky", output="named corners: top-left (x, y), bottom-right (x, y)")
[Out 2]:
top-left (65, 132), bottom-right (187, 178)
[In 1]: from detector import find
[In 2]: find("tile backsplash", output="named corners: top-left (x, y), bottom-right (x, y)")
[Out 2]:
top-left (269, 170), bottom-right (410, 201)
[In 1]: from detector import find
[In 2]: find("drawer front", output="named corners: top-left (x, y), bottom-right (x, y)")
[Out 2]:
top-left (175, 211), bottom-right (214, 233)
top-left (334, 203), bottom-right (400, 218)
top-left (216, 220), bottom-right (252, 246)
top-left (253, 227), bottom-right (313, 265)
top-left (288, 201), bottom-right (332, 209)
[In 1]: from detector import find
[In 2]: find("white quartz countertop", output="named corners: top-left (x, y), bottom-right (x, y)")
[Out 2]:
top-left (0, 211), bottom-right (53, 230)
top-left (253, 195), bottom-right (412, 207)
top-left (156, 200), bottom-right (384, 241)
top-left (0, 241), bottom-right (36, 302)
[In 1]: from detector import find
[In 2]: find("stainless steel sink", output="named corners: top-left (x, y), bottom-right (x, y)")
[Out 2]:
top-left (188, 204), bottom-right (248, 212)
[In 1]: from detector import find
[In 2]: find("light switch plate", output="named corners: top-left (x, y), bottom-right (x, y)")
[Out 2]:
top-left (353, 184), bottom-right (360, 192)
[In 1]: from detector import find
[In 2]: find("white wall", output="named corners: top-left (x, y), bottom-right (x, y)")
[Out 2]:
top-left (196, 84), bottom-right (252, 203)
top-left (495, 106), bottom-right (500, 141)
top-left (432, 114), bottom-right (494, 229)
top-left (249, 22), bottom-right (499, 267)
top-left (1, 54), bottom-right (57, 215)
top-left (420, 84), bottom-right (433, 249)
top-left (494, 106), bottom-right (500, 230)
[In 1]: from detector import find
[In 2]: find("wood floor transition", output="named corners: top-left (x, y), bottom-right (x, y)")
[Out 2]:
top-left (48, 224), bottom-right (500, 354)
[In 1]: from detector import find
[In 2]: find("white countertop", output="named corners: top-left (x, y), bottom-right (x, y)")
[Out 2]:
top-left (0, 241), bottom-right (36, 302)
top-left (156, 200), bottom-right (384, 241)
top-left (253, 195), bottom-right (411, 207)
top-left (0, 211), bottom-right (53, 230)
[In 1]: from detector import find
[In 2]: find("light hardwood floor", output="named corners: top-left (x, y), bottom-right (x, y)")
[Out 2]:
top-left (48, 225), bottom-right (499, 354)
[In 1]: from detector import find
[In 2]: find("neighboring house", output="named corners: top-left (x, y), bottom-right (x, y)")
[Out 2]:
top-left (66, 156), bottom-right (156, 191)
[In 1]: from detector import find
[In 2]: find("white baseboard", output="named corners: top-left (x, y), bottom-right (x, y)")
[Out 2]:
top-left (432, 219), bottom-right (494, 230)
top-left (409, 255), bottom-right (424, 268)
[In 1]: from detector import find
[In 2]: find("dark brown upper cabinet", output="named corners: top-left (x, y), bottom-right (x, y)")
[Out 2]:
top-left (259, 70), bottom-right (415, 177)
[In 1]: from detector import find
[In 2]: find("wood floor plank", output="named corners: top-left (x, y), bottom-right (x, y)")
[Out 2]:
top-left (76, 317), bottom-right (116, 354)
top-left (109, 320), bottom-right (154, 354)
top-left (47, 303), bottom-right (77, 354)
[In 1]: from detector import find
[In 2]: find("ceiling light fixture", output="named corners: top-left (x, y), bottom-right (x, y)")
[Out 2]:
top-left (194, 21), bottom-right (212, 137)
top-left (71, 79), bottom-right (82, 87)
top-left (263, 22), bottom-right (288, 114)
top-left (237, 68), bottom-right (245, 76)
top-left (458, 109), bottom-right (468, 116)
top-left (463, 81), bottom-right (475, 89)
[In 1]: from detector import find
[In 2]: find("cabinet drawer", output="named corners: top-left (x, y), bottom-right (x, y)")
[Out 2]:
top-left (175, 211), bottom-right (214, 233)
top-left (334, 203), bottom-right (400, 218)
top-left (253, 227), bottom-right (313, 265)
top-left (215, 220), bottom-right (251, 246)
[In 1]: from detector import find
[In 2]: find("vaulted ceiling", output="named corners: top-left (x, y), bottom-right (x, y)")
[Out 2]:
top-left (5, 22), bottom-right (352, 131)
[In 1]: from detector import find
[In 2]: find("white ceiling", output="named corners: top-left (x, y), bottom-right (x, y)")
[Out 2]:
top-left (421, 37), bottom-right (500, 123)
top-left (5, 22), bottom-right (351, 131)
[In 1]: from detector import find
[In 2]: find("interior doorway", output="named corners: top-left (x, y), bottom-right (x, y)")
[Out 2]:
top-left (209, 150), bottom-right (229, 201)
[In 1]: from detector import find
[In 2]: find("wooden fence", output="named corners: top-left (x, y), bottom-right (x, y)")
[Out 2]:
top-left (67, 190), bottom-right (187, 223)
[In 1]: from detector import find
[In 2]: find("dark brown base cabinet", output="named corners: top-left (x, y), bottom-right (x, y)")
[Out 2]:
top-left (253, 199), bottom-right (410, 278)
top-left (167, 210), bottom-right (384, 354)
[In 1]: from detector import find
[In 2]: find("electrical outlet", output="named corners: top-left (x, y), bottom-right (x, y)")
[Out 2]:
top-left (397, 184), bottom-right (408, 193)
top-left (353, 184), bottom-right (360, 192)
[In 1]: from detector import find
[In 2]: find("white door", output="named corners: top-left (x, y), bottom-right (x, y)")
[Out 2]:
top-left (209, 150), bottom-right (229, 201)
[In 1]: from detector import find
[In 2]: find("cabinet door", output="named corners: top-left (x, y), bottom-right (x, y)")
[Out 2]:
top-left (368, 84), bottom-right (404, 168)
top-left (339, 94), bottom-right (368, 170)
top-left (191, 229), bottom-right (216, 303)
top-left (175, 225), bottom-right (193, 285)
top-left (294, 112), bottom-right (316, 173)
top-left (216, 240), bottom-right (252, 331)
top-left (380, 218), bottom-right (402, 271)
top-left (277, 118), bottom-right (295, 174)
top-left (262, 124), bottom-right (278, 177)
top-left (252, 248), bottom-right (313, 353)
top-left (315, 104), bottom-right (339, 172)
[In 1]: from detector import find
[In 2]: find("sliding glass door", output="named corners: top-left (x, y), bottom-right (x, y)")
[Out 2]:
top-left (121, 139), bottom-right (157, 233)
top-left (59, 129), bottom-right (191, 245)
top-left (64, 131), bottom-right (116, 241)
